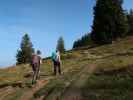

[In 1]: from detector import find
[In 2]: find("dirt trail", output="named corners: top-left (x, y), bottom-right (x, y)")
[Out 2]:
top-left (0, 86), bottom-right (16, 100)
top-left (20, 63), bottom-right (74, 100)
top-left (20, 79), bottom-right (48, 100)
top-left (38, 64), bottom-right (96, 100)
top-left (61, 64), bottom-right (96, 100)
top-left (0, 63), bottom-right (96, 100)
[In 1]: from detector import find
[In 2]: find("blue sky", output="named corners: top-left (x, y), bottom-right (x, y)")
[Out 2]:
top-left (0, 0), bottom-right (132, 67)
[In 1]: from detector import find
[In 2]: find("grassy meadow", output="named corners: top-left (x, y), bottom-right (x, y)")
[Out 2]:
top-left (0, 36), bottom-right (133, 100)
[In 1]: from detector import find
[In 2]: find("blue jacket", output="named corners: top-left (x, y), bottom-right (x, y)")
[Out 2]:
top-left (51, 52), bottom-right (57, 61)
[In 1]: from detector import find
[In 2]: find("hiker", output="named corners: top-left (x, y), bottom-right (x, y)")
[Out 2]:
top-left (31, 50), bottom-right (42, 84)
top-left (51, 50), bottom-right (61, 75)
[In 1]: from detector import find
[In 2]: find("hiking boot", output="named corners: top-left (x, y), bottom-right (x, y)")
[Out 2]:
top-left (32, 80), bottom-right (37, 85)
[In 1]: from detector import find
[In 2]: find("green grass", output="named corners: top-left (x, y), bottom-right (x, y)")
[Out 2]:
top-left (5, 88), bottom-right (27, 100)
top-left (1, 36), bottom-right (133, 99)
top-left (33, 60), bottom-right (88, 100)
top-left (82, 73), bottom-right (133, 100)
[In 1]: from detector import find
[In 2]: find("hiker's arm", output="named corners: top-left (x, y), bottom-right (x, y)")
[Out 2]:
top-left (59, 55), bottom-right (62, 64)
top-left (40, 57), bottom-right (42, 64)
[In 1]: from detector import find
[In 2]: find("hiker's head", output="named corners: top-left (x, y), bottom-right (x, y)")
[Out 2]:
top-left (56, 50), bottom-right (60, 54)
top-left (37, 50), bottom-right (41, 55)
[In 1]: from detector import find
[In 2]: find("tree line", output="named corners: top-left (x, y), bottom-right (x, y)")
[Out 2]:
top-left (73, 0), bottom-right (133, 48)
top-left (73, 33), bottom-right (92, 48)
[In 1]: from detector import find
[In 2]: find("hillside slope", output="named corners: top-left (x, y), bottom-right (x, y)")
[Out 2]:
top-left (0, 36), bottom-right (133, 100)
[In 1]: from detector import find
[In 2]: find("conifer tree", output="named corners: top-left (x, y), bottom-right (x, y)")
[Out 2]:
top-left (16, 33), bottom-right (34, 64)
top-left (127, 9), bottom-right (133, 35)
top-left (91, 0), bottom-right (128, 44)
top-left (56, 36), bottom-right (65, 53)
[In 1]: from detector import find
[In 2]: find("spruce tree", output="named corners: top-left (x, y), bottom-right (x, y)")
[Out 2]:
top-left (127, 9), bottom-right (133, 35)
top-left (16, 33), bottom-right (34, 64)
top-left (56, 36), bottom-right (65, 53)
top-left (91, 0), bottom-right (128, 44)
top-left (114, 0), bottom-right (128, 38)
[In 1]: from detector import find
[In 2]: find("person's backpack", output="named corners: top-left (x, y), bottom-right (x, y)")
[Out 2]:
top-left (32, 55), bottom-right (39, 64)
top-left (51, 52), bottom-right (57, 61)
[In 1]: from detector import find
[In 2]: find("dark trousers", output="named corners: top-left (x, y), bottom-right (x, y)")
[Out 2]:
top-left (53, 60), bottom-right (61, 75)
top-left (32, 63), bottom-right (40, 84)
